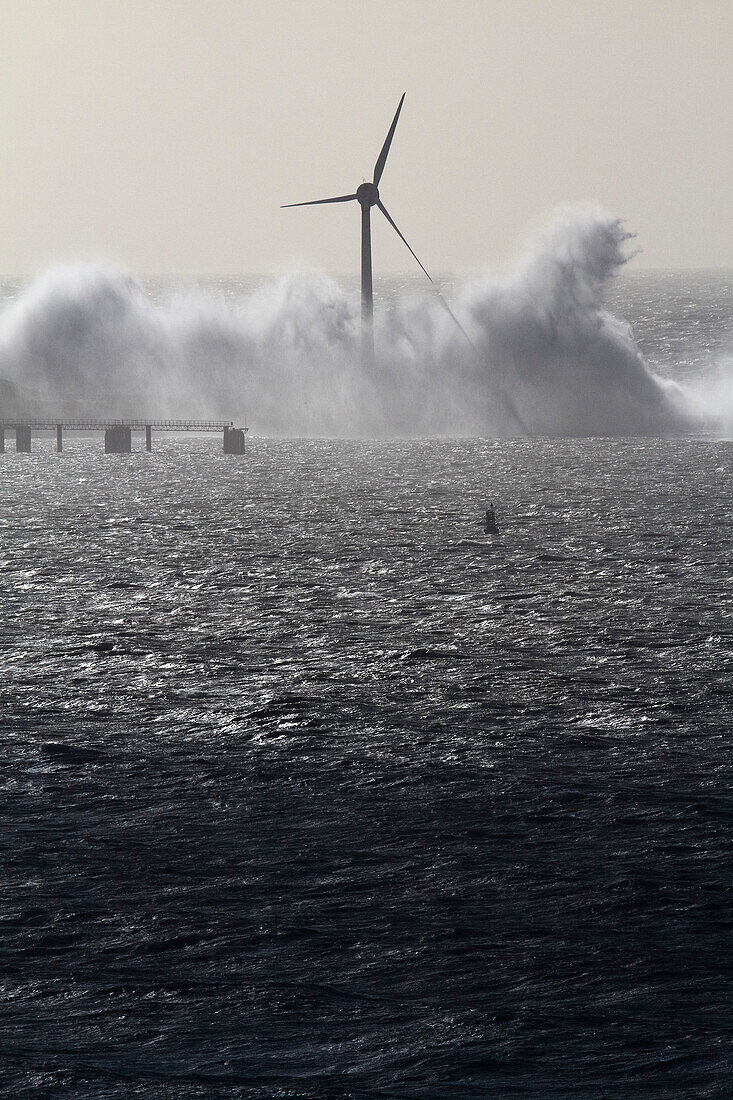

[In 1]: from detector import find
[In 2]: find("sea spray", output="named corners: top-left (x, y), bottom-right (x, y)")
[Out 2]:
top-left (0, 206), bottom-right (710, 436)
top-left (676, 357), bottom-right (733, 436)
top-left (455, 206), bottom-right (690, 435)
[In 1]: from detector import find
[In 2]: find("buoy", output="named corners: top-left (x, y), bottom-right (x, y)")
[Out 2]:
top-left (484, 503), bottom-right (498, 534)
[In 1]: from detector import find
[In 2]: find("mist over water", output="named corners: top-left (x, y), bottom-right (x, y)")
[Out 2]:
top-left (0, 206), bottom-right (729, 435)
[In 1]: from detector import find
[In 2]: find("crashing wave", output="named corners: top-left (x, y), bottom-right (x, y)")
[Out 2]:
top-left (0, 205), bottom-right (716, 436)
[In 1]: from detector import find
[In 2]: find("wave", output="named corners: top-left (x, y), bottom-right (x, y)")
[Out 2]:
top-left (0, 205), bottom-right (718, 436)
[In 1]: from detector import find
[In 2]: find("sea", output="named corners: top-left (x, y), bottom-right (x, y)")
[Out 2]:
top-left (1, 270), bottom-right (732, 1097)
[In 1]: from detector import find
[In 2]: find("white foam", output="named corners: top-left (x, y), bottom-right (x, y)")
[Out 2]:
top-left (0, 206), bottom-right (719, 436)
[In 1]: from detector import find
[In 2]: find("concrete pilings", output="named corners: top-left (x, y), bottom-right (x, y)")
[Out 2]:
top-left (0, 420), bottom-right (240, 453)
top-left (223, 426), bottom-right (246, 454)
top-left (104, 426), bottom-right (132, 453)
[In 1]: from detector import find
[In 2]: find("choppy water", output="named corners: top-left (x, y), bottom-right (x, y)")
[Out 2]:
top-left (1, 435), bottom-right (731, 1096)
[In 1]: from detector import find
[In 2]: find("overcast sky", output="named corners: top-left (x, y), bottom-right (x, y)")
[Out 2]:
top-left (1, 0), bottom-right (731, 275)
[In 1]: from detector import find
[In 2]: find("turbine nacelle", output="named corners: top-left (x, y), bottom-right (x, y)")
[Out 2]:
top-left (356, 182), bottom-right (379, 207)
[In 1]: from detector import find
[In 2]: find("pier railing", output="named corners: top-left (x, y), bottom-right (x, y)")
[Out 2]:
top-left (0, 418), bottom-right (235, 431)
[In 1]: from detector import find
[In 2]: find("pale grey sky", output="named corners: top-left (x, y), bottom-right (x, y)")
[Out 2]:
top-left (1, 0), bottom-right (731, 274)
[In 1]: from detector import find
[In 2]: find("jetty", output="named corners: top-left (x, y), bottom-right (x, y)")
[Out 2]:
top-left (0, 419), bottom-right (248, 454)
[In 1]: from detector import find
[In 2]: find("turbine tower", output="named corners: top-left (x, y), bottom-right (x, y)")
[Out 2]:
top-left (282, 94), bottom-right (431, 368)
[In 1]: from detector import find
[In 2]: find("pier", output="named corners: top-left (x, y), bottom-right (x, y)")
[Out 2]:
top-left (0, 419), bottom-right (248, 454)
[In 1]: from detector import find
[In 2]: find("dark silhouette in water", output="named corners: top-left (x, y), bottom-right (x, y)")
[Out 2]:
top-left (484, 503), bottom-right (498, 534)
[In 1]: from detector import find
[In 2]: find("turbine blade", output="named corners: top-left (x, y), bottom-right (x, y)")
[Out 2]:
top-left (378, 201), bottom-right (485, 362)
top-left (281, 194), bottom-right (357, 208)
top-left (373, 93), bottom-right (405, 186)
top-left (377, 201), bottom-right (433, 282)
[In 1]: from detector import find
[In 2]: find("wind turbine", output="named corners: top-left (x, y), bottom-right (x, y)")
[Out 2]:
top-left (282, 94), bottom-right (431, 368)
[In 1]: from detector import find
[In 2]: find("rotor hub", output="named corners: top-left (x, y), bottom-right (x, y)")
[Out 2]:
top-left (356, 182), bottom-right (379, 207)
